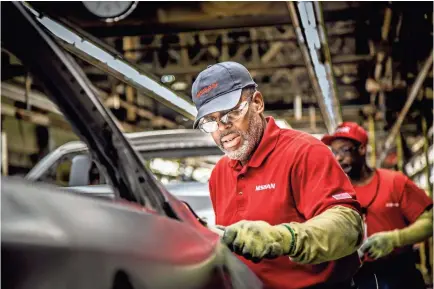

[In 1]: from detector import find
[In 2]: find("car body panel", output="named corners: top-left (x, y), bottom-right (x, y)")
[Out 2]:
top-left (2, 178), bottom-right (262, 289)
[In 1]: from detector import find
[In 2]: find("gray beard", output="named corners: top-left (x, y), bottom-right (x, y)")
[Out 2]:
top-left (218, 114), bottom-right (265, 162)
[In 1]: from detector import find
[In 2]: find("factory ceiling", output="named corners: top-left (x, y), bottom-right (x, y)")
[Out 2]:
top-left (2, 1), bottom-right (433, 167)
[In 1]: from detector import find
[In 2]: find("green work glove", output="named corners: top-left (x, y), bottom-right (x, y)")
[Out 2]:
top-left (359, 230), bottom-right (399, 260)
top-left (222, 220), bottom-right (293, 263)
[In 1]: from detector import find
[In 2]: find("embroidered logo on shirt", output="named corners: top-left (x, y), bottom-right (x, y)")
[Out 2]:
top-left (255, 183), bottom-right (276, 191)
top-left (332, 192), bottom-right (353, 200)
top-left (385, 202), bottom-right (400, 207)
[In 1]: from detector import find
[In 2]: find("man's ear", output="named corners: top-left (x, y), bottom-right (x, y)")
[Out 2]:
top-left (358, 144), bottom-right (367, 156)
top-left (251, 91), bottom-right (265, 114)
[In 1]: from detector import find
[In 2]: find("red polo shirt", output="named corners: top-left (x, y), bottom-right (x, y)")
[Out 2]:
top-left (209, 117), bottom-right (362, 289)
top-left (355, 168), bottom-right (433, 262)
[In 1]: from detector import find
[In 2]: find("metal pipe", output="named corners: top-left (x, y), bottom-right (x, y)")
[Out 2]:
top-left (379, 50), bottom-right (434, 165)
top-left (25, 72), bottom-right (32, 110)
top-left (287, 1), bottom-right (342, 133)
top-left (295, 95), bottom-right (302, 120)
top-left (381, 6), bottom-right (393, 41)
top-left (309, 105), bottom-right (316, 131)
top-left (396, 132), bottom-right (403, 172)
top-left (1, 132), bottom-right (8, 176)
top-left (313, 1), bottom-right (343, 124)
top-left (421, 115), bottom-right (433, 197)
top-left (369, 6), bottom-right (392, 112)
top-left (368, 114), bottom-right (377, 168)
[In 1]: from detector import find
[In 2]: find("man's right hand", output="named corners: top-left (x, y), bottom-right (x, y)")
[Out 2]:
top-left (221, 220), bottom-right (293, 263)
top-left (359, 231), bottom-right (398, 259)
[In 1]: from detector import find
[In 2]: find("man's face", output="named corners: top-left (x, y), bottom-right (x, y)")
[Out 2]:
top-left (204, 91), bottom-right (265, 161)
top-left (330, 138), bottom-right (365, 176)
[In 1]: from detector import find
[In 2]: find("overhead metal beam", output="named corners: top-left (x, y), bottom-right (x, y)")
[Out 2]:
top-left (287, 1), bottom-right (342, 133)
top-left (81, 53), bottom-right (369, 78)
top-left (73, 21), bottom-right (369, 106)
top-left (115, 24), bottom-right (356, 52)
top-left (1, 82), bottom-right (177, 130)
top-left (314, 1), bottom-right (342, 125)
top-left (27, 9), bottom-right (197, 120)
top-left (151, 54), bottom-right (369, 76)
top-left (1, 82), bottom-right (61, 114)
top-left (379, 50), bottom-right (433, 165)
top-left (1, 103), bottom-right (71, 130)
top-left (78, 7), bottom-right (363, 37)
top-left (266, 104), bottom-right (366, 131)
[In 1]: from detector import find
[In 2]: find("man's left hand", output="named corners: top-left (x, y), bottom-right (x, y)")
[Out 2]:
top-left (222, 220), bottom-right (292, 263)
top-left (359, 231), bottom-right (399, 259)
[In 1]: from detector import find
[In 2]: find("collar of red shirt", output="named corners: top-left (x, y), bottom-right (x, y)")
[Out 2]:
top-left (228, 116), bottom-right (281, 170)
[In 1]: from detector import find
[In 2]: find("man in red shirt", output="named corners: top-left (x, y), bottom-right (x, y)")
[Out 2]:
top-left (322, 122), bottom-right (433, 289)
top-left (191, 61), bottom-right (364, 289)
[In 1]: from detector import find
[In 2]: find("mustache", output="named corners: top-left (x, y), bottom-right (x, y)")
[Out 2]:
top-left (219, 130), bottom-right (241, 145)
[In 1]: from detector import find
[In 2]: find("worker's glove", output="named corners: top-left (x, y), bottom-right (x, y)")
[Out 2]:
top-left (359, 230), bottom-right (399, 260)
top-left (222, 220), bottom-right (293, 263)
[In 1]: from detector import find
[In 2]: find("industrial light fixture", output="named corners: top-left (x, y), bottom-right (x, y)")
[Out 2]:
top-left (171, 82), bottom-right (188, 91)
top-left (24, 4), bottom-right (197, 119)
top-left (161, 75), bottom-right (176, 84)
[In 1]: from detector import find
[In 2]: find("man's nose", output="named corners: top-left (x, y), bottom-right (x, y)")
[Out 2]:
top-left (218, 121), bottom-right (232, 132)
top-left (335, 154), bottom-right (344, 163)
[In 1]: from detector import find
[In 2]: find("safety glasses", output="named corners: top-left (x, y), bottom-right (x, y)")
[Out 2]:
top-left (331, 145), bottom-right (359, 158)
top-left (199, 96), bottom-right (252, 133)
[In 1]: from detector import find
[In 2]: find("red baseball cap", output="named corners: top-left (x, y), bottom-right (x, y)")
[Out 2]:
top-left (321, 122), bottom-right (368, 146)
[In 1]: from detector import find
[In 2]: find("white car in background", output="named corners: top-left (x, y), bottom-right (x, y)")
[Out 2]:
top-left (26, 129), bottom-right (223, 225)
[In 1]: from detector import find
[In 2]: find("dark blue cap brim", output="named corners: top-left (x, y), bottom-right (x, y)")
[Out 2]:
top-left (193, 89), bottom-right (242, 129)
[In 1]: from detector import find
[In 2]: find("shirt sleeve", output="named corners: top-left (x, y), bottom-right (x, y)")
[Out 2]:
top-left (288, 205), bottom-right (363, 264)
top-left (291, 144), bottom-right (361, 219)
top-left (399, 175), bottom-right (433, 224)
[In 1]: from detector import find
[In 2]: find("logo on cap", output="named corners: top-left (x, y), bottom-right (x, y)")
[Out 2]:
top-left (335, 126), bottom-right (351, 134)
top-left (196, 82), bottom-right (218, 98)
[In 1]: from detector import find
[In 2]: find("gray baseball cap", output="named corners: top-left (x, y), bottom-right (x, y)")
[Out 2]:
top-left (191, 62), bottom-right (257, 129)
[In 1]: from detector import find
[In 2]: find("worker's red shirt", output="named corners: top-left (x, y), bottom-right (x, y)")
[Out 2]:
top-left (355, 168), bottom-right (433, 261)
top-left (209, 117), bottom-right (362, 289)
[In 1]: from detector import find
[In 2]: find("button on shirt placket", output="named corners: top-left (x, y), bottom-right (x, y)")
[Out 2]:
top-left (235, 170), bottom-right (248, 213)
